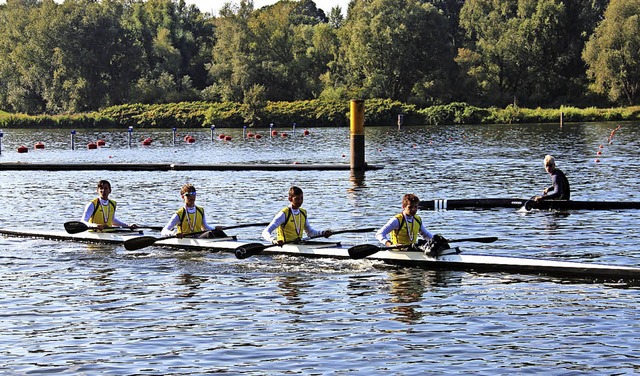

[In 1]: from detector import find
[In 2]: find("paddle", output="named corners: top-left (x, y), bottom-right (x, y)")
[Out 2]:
top-left (123, 222), bottom-right (270, 251)
top-left (234, 227), bottom-right (376, 259)
top-left (348, 236), bottom-right (499, 259)
top-left (64, 221), bottom-right (163, 234)
top-left (522, 196), bottom-right (538, 211)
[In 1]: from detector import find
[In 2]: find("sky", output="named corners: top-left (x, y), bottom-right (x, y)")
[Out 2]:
top-left (197, 0), bottom-right (350, 17)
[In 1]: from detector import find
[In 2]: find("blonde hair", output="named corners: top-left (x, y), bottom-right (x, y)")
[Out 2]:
top-left (544, 155), bottom-right (555, 169)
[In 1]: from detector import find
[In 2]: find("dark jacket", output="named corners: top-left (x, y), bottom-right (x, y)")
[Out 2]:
top-left (541, 168), bottom-right (570, 200)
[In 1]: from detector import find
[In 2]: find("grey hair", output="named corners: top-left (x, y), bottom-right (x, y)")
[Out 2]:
top-left (544, 155), bottom-right (556, 168)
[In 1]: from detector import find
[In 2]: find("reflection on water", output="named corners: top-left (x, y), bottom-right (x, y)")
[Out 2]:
top-left (1, 123), bottom-right (640, 374)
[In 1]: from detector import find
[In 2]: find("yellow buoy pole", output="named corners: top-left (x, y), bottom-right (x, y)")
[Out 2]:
top-left (350, 100), bottom-right (365, 170)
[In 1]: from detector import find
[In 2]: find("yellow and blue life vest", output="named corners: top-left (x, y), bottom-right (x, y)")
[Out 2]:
top-left (276, 207), bottom-right (307, 242)
top-left (176, 206), bottom-right (205, 235)
top-left (390, 213), bottom-right (422, 245)
top-left (90, 198), bottom-right (117, 226)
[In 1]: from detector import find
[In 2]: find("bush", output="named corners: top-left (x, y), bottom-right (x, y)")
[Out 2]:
top-left (1, 101), bottom-right (639, 128)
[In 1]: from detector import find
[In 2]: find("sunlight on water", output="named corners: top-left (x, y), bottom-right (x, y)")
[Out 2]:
top-left (1, 122), bottom-right (640, 374)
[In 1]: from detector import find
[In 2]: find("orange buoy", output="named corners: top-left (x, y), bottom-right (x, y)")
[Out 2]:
top-left (87, 142), bottom-right (97, 150)
top-left (17, 145), bottom-right (28, 153)
top-left (96, 139), bottom-right (106, 146)
top-left (34, 142), bottom-right (45, 149)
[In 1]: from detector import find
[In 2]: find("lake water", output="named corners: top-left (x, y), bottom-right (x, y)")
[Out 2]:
top-left (1, 122), bottom-right (639, 374)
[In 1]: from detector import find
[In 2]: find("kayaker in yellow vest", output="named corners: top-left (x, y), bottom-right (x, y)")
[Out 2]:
top-left (161, 183), bottom-right (217, 238)
top-left (262, 186), bottom-right (332, 246)
top-left (81, 180), bottom-right (137, 231)
top-left (375, 193), bottom-right (436, 248)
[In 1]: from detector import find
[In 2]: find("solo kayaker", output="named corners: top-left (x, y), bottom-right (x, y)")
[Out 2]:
top-left (262, 186), bottom-right (332, 246)
top-left (81, 180), bottom-right (137, 231)
top-left (534, 155), bottom-right (570, 202)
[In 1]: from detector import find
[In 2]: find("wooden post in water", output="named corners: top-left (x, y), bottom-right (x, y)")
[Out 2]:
top-left (350, 100), bottom-right (365, 170)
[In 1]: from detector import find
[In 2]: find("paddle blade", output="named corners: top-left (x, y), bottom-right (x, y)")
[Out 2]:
top-left (348, 244), bottom-right (381, 259)
top-left (64, 221), bottom-right (89, 234)
top-left (331, 227), bottom-right (376, 235)
top-left (123, 236), bottom-right (159, 251)
top-left (234, 243), bottom-right (268, 259)
top-left (449, 236), bottom-right (498, 243)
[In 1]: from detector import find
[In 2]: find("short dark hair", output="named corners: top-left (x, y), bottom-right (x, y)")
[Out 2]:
top-left (289, 186), bottom-right (303, 198)
top-left (97, 180), bottom-right (111, 190)
top-left (402, 193), bottom-right (420, 207)
top-left (180, 183), bottom-right (196, 195)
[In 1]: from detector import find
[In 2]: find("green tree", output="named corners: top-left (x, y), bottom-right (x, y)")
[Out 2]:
top-left (0, 0), bottom-right (140, 113)
top-left (207, 0), bottom-right (254, 102)
top-left (458, 0), bottom-right (608, 107)
top-left (583, 0), bottom-right (640, 105)
top-left (125, 0), bottom-right (214, 104)
top-left (209, 0), bottom-right (335, 102)
top-left (335, 0), bottom-right (454, 104)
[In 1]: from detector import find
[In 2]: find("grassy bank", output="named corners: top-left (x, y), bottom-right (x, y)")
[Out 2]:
top-left (1, 100), bottom-right (639, 129)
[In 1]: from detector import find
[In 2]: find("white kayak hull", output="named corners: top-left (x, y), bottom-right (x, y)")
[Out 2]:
top-left (2, 228), bottom-right (639, 280)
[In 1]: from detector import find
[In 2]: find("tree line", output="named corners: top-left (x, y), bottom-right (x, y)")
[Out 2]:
top-left (0, 0), bottom-right (638, 117)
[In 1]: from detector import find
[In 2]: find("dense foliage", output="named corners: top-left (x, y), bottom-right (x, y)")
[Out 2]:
top-left (0, 0), bottom-right (639, 119)
top-left (2, 100), bottom-right (639, 129)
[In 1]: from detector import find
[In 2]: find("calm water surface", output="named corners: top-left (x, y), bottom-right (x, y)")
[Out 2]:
top-left (1, 122), bottom-right (639, 374)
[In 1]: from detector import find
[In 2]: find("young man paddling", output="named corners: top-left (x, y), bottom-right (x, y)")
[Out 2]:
top-left (161, 183), bottom-right (217, 238)
top-left (376, 193), bottom-right (447, 254)
top-left (262, 186), bottom-right (332, 246)
top-left (533, 155), bottom-right (570, 202)
top-left (81, 180), bottom-right (137, 231)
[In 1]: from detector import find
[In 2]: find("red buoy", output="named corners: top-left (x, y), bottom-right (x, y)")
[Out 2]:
top-left (96, 139), bottom-right (106, 146)
top-left (224, 135), bottom-right (232, 141)
top-left (87, 142), bottom-right (97, 150)
top-left (142, 137), bottom-right (152, 146)
top-left (247, 132), bottom-right (254, 138)
top-left (218, 134), bottom-right (226, 139)
top-left (254, 134), bottom-right (262, 139)
top-left (34, 142), bottom-right (45, 149)
top-left (186, 136), bottom-right (195, 143)
top-left (281, 132), bottom-right (288, 138)
top-left (303, 129), bottom-right (310, 136)
top-left (271, 130), bottom-right (278, 136)
top-left (17, 145), bottom-right (28, 153)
